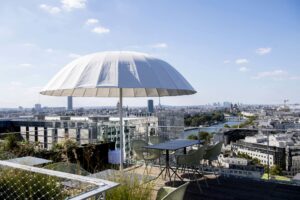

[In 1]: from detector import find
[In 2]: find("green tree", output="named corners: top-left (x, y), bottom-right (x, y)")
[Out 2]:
top-left (268, 165), bottom-right (283, 176)
top-left (251, 158), bottom-right (261, 165)
top-left (184, 111), bottom-right (225, 127)
top-left (237, 152), bottom-right (252, 159)
top-left (187, 134), bottom-right (198, 140)
top-left (224, 124), bottom-right (230, 128)
top-left (198, 131), bottom-right (212, 143)
top-left (191, 118), bottom-right (199, 127)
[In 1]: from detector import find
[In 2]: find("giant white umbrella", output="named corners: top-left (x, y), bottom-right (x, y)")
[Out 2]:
top-left (40, 51), bottom-right (196, 170)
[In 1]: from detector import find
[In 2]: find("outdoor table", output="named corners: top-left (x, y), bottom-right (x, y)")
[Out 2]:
top-left (144, 139), bottom-right (201, 181)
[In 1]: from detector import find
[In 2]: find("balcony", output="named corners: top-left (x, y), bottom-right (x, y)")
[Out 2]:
top-left (1, 124), bottom-right (300, 199)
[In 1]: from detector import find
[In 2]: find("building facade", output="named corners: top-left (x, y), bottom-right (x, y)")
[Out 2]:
top-left (232, 140), bottom-right (286, 168)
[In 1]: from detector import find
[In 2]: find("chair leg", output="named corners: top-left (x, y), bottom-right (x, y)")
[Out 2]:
top-left (200, 166), bottom-right (209, 187)
top-left (149, 163), bottom-right (153, 175)
top-left (213, 166), bottom-right (220, 184)
top-left (183, 165), bottom-right (186, 174)
top-left (216, 160), bottom-right (221, 184)
top-left (142, 163), bottom-right (146, 176)
top-left (173, 167), bottom-right (178, 182)
top-left (159, 156), bottom-right (161, 169)
top-left (143, 162), bottom-right (149, 176)
top-left (193, 168), bottom-right (203, 193)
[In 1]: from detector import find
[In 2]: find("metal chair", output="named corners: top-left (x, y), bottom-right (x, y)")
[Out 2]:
top-left (156, 182), bottom-right (189, 200)
top-left (203, 142), bottom-right (223, 183)
top-left (149, 135), bottom-right (169, 165)
top-left (175, 145), bottom-right (207, 192)
top-left (149, 135), bottom-right (166, 145)
top-left (131, 139), bottom-right (160, 175)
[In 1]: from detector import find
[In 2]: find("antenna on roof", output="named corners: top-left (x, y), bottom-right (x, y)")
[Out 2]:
top-left (158, 96), bottom-right (162, 110)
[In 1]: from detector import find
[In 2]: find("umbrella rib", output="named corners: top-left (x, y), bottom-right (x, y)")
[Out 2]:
top-left (95, 52), bottom-right (108, 88)
top-left (108, 88), bottom-right (112, 97)
top-left (156, 61), bottom-right (180, 91)
top-left (143, 57), bottom-right (164, 90)
top-left (70, 88), bottom-right (75, 96)
top-left (82, 88), bottom-right (87, 97)
top-left (95, 88), bottom-right (99, 97)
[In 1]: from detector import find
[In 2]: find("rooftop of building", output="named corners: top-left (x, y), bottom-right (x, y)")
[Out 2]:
top-left (243, 132), bottom-right (300, 147)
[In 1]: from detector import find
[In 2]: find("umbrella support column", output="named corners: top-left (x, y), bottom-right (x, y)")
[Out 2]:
top-left (119, 88), bottom-right (124, 170)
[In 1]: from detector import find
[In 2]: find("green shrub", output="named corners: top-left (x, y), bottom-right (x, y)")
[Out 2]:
top-left (187, 134), bottom-right (198, 140)
top-left (106, 172), bottom-right (154, 200)
top-left (51, 139), bottom-right (79, 162)
top-left (0, 151), bottom-right (16, 160)
top-left (3, 134), bottom-right (18, 151)
top-left (264, 165), bottom-right (283, 176)
top-left (17, 141), bottom-right (35, 156)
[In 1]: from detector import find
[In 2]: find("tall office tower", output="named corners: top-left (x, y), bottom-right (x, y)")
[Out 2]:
top-left (148, 99), bottom-right (154, 113)
top-left (67, 96), bottom-right (73, 111)
top-left (34, 104), bottom-right (42, 112)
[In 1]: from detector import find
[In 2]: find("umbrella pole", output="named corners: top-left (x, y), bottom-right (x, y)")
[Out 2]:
top-left (119, 88), bottom-right (124, 170)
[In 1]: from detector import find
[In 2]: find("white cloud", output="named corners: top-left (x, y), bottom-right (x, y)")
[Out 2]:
top-left (39, 0), bottom-right (86, 14)
top-left (85, 18), bottom-right (99, 25)
top-left (19, 63), bottom-right (33, 68)
top-left (39, 4), bottom-right (61, 14)
top-left (10, 81), bottom-right (23, 86)
top-left (92, 26), bottom-right (110, 34)
top-left (61, 0), bottom-right (87, 11)
top-left (256, 47), bottom-right (272, 55)
top-left (235, 58), bottom-right (249, 65)
top-left (239, 67), bottom-right (249, 72)
top-left (253, 70), bottom-right (289, 80)
top-left (126, 43), bottom-right (168, 50)
top-left (45, 48), bottom-right (54, 53)
top-left (150, 43), bottom-right (168, 49)
top-left (22, 43), bottom-right (37, 47)
top-left (289, 76), bottom-right (300, 80)
top-left (68, 53), bottom-right (81, 59)
top-left (223, 60), bottom-right (230, 64)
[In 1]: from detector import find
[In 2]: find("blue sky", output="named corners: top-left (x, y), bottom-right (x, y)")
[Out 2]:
top-left (0, 0), bottom-right (299, 108)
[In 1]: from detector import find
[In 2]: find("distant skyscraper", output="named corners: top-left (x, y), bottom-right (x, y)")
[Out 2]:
top-left (34, 104), bottom-right (42, 112)
top-left (67, 96), bottom-right (73, 110)
top-left (116, 101), bottom-right (120, 110)
top-left (148, 99), bottom-right (154, 113)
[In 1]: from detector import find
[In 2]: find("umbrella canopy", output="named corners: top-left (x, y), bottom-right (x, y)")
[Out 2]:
top-left (40, 51), bottom-right (196, 97)
top-left (40, 51), bottom-right (196, 170)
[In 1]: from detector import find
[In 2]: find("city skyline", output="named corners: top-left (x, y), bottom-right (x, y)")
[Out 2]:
top-left (0, 0), bottom-right (300, 107)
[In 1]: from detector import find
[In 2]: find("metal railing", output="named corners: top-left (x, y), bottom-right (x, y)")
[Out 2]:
top-left (0, 160), bottom-right (119, 200)
top-left (2, 121), bottom-right (300, 185)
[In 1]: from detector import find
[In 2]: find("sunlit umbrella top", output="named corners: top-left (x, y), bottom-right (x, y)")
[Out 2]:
top-left (40, 51), bottom-right (196, 97)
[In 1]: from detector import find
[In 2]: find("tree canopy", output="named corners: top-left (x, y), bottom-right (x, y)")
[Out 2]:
top-left (184, 111), bottom-right (225, 127)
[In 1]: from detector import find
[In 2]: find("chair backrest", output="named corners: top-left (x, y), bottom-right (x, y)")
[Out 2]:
top-left (177, 146), bottom-right (206, 166)
top-left (204, 142), bottom-right (223, 161)
top-left (156, 182), bottom-right (189, 200)
top-left (149, 136), bottom-right (166, 145)
top-left (131, 140), bottom-right (148, 161)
